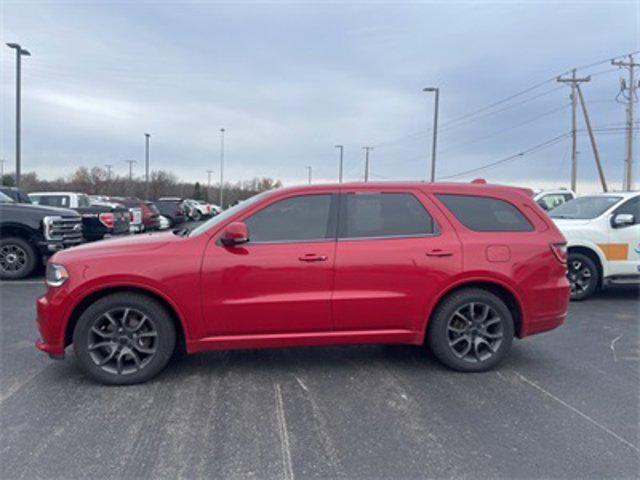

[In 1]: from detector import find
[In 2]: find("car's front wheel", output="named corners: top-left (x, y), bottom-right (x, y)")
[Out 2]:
top-left (0, 237), bottom-right (38, 280)
top-left (73, 293), bottom-right (176, 385)
top-left (567, 252), bottom-right (598, 301)
top-left (427, 288), bottom-right (514, 372)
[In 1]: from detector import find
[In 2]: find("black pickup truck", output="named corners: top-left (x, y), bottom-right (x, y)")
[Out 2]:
top-left (0, 191), bottom-right (83, 279)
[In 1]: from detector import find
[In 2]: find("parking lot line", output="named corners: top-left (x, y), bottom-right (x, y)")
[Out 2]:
top-left (275, 383), bottom-right (294, 480)
top-left (0, 280), bottom-right (44, 286)
top-left (513, 370), bottom-right (640, 454)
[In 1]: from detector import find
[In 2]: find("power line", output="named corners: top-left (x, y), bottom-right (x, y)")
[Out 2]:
top-left (439, 132), bottom-right (570, 180)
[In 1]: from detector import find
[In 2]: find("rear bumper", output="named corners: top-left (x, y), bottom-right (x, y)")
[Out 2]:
top-left (520, 277), bottom-right (570, 338)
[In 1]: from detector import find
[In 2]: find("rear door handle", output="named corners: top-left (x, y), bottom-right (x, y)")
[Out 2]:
top-left (298, 254), bottom-right (328, 262)
top-left (426, 249), bottom-right (453, 257)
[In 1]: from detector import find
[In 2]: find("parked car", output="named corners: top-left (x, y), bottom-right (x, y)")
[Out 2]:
top-left (550, 191), bottom-right (640, 300)
top-left (29, 192), bottom-right (130, 241)
top-left (36, 181), bottom-right (569, 384)
top-left (182, 199), bottom-right (212, 221)
top-left (107, 197), bottom-right (149, 233)
top-left (532, 188), bottom-right (576, 212)
top-left (0, 186), bottom-right (32, 204)
top-left (153, 198), bottom-right (186, 227)
top-left (0, 191), bottom-right (83, 279)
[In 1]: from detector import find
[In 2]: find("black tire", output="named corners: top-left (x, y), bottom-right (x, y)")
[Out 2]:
top-left (427, 288), bottom-right (514, 372)
top-left (567, 252), bottom-right (599, 301)
top-left (0, 236), bottom-right (38, 280)
top-left (191, 210), bottom-right (202, 221)
top-left (73, 293), bottom-right (176, 385)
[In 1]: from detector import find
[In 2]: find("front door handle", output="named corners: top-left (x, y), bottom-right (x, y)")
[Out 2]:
top-left (426, 249), bottom-right (453, 257)
top-left (298, 254), bottom-right (328, 262)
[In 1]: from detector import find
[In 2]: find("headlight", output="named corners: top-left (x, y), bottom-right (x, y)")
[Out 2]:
top-left (46, 263), bottom-right (69, 287)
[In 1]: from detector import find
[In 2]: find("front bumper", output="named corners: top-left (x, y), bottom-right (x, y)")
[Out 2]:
top-left (37, 239), bottom-right (83, 255)
top-left (35, 293), bottom-right (66, 358)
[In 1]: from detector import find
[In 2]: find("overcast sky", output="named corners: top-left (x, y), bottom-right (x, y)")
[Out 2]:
top-left (0, 0), bottom-right (638, 192)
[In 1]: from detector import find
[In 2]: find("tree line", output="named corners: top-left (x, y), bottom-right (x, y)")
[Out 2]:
top-left (1, 167), bottom-right (283, 206)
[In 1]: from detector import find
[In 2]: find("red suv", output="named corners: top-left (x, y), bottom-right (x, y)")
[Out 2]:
top-left (36, 182), bottom-right (569, 384)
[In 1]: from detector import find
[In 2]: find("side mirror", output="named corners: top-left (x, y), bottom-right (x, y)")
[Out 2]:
top-left (221, 221), bottom-right (249, 246)
top-left (611, 213), bottom-right (635, 228)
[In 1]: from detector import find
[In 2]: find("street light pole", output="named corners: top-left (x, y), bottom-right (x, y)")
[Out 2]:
top-left (206, 169), bottom-right (214, 200)
top-left (305, 166), bottom-right (312, 184)
top-left (362, 146), bottom-right (373, 182)
top-left (126, 160), bottom-right (136, 181)
top-left (423, 87), bottom-right (440, 182)
top-left (219, 128), bottom-right (225, 209)
top-left (0, 159), bottom-right (5, 179)
top-left (6, 43), bottom-right (31, 188)
top-left (334, 145), bottom-right (344, 183)
top-left (144, 133), bottom-right (150, 199)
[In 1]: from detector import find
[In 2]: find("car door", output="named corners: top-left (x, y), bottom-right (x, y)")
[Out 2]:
top-left (332, 190), bottom-right (461, 333)
top-left (608, 196), bottom-right (640, 276)
top-left (200, 192), bottom-right (338, 336)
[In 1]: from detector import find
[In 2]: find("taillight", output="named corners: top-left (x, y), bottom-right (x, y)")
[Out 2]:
top-left (99, 212), bottom-right (114, 228)
top-left (550, 242), bottom-right (567, 264)
top-left (129, 211), bottom-right (135, 221)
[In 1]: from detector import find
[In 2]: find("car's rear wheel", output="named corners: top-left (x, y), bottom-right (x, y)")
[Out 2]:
top-left (427, 288), bottom-right (514, 372)
top-left (191, 209), bottom-right (202, 221)
top-left (73, 293), bottom-right (176, 385)
top-left (0, 237), bottom-right (38, 280)
top-left (567, 252), bottom-right (598, 301)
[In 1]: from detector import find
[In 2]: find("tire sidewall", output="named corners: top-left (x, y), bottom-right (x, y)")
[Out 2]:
top-left (0, 237), bottom-right (38, 280)
top-left (568, 252), bottom-right (598, 301)
top-left (73, 293), bottom-right (176, 385)
top-left (427, 289), bottom-right (514, 372)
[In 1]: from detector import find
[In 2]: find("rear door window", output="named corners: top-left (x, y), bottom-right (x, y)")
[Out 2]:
top-left (339, 192), bottom-right (436, 239)
top-left (437, 194), bottom-right (533, 232)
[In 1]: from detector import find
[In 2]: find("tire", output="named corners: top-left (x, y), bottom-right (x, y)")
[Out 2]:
top-left (0, 236), bottom-right (38, 280)
top-left (427, 288), bottom-right (514, 372)
top-left (191, 210), bottom-right (202, 221)
top-left (567, 252), bottom-right (599, 301)
top-left (73, 293), bottom-right (176, 385)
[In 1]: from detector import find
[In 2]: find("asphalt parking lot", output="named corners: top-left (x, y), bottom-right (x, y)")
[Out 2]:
top-left (1, 279), bottom-right (638, 479)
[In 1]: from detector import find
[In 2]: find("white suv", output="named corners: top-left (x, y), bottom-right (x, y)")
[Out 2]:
top-left (550, 192), bottom-right (640, 300)
top-left (532, 188), bottom-right (576, 212)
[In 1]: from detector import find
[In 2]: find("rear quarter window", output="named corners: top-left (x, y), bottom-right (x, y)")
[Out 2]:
top-left (436, 194), bottom-right (533, 232)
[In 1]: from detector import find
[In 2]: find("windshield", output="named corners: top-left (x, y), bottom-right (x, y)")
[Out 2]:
top-left (550, 195), bottom-right (623, 219)
top-left (189, 191), bottom-right (272, 236)
top-left (0, 191), bottom-right (14, 203)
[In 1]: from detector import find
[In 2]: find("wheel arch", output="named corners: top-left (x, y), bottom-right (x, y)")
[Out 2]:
top-left (424, 280), bottom-right (523, 340)
top-left (567, 245), bottom-right (604, 288)
top-left (0, 223), bottom-right (38, 243)
top-left (64, 286), bottom-right (187, 355)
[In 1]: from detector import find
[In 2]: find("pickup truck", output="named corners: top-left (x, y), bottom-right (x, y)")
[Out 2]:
top-left (532, 188), bottom-right (576, 212)
top-left (551, 191), bottom-right (640, 300)
top-left (28, 191), bottom-right (130, 241)
top-left (0, 191), bottom-right (83, 279)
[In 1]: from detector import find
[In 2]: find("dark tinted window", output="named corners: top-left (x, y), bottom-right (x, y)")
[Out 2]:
top-left (550, 195), bottom-right (623, 220)
top-left (245, 194), bottom-right (334, 242)
top-left (437, 194), bottom-right (533, 232)
top-left (339, 192), bottom-right (435, 238)
top-left (614, 197), bottom-right (640, 224)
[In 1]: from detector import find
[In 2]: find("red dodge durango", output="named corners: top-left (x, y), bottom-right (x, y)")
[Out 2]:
top-left (36, 182), bottom-right (570, 384)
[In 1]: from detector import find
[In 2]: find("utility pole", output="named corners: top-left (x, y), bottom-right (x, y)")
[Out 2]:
top-left (423, 87), bottom-right (439, 182)
top-left (105, 164), bottom-right (113, 181)
top-left (219, 128), bottom-right (225, 209)
top-left (125, 160), bottom-right (136, 181)
top-left (612, 54), bottom-right (639, 191)
top-left (334, 145), bottom-right (344, 183)
top-left (6, 43), bottom-right (31, 188)
top-left (362, 147), bottom-right (373, 182)
top-left (144, 133), bottom-right (150, 199)
top-left (206, 169), bottom-right (214, 200)
top-left (576, 83), bottom-right (608, 192)
top-left (0, 159), bottom-right (5, 179)
top-left (557, 70), bottom-right (591, 192)
top-left (305, 166), bottom-right (312, 184)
